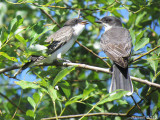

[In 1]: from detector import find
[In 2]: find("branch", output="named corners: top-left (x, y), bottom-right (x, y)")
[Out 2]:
top-left (76, 40), bottom-right (111, 68)
top-left (33, 3), bottom-right (61, 28)
top-left (132, 45), bottom-right (160, 62)
top-left (1, 62), bottom-right (160, 88)
top-left (131, 95), bottom-right (146, 118)
top-left (0, 92), bottom-right (25, 113)
top-left (115, 0), bottom-right (146, 14)
top-left (0, 65), bottom-right (20, 73)
top-left (127, 88), bottom-right (157, 115)
top-left (41, 112), bottom-right (143, 120)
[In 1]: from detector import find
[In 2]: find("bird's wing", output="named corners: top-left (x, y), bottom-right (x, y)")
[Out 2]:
top-left (45, 26), bottom-right (74, 54)
top-left (100, 27), bottom-right (132, 68)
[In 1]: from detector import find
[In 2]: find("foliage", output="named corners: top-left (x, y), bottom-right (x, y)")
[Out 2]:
top-left (0, 0), bottom-right (160, 119)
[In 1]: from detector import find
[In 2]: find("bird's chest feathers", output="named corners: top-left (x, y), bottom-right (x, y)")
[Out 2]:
top-left (72, 24), bottom-right (85, 37)
top-left (103, 23), bottom-right (112, 31)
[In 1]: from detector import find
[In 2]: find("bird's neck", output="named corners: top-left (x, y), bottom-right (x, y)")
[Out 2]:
top-left (72, 24), bottom-right (85, 37)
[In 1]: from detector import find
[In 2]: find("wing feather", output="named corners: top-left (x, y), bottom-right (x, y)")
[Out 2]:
top-left (100, 27), bottom-right (132, 68)
top-left (45, 26), bottom-right (74, 54)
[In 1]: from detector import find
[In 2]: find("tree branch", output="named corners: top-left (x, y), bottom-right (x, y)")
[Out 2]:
top-left (1, 62), bottom-right (160, 89)
top-left (0, 92), bottom-right (25, 114)
top-left (127, 88), bottom-right (157, 115)
top-left (76, 40), bottom-right (111, 68)
top-left (115, 0), bottom-right (146, 14)
top-left (41, 112), bottom-right (143, 120)
top-left (33, 3), bottom-right (61, 28)
top-left (131, 95), bottom-right (146, 118)
top-left (132, 45), bottom-right (160, 62)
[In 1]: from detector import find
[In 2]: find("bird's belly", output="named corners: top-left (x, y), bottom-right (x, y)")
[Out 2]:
top-left (44, 38), bottom-right (76, 63)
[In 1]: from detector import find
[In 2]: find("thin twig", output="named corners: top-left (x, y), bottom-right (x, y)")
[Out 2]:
top-left (0, 92), bottom-right (25, 113)
top-left (131, 95), bottom-right (146, 119)
top-left (127, 89), bottom-right (157, 115)
top-left (132, 45), bottom-right (160, 62)
top-left (115, 0), bottom-right (146, 14)
top-left (11, 90), bottom-right (23, 120)
top-left (33, 3), bottom-right (61, 28)
top-left (76, 40), bottom-right (111, 68)
top-left (41, 112), bottom-right (143, 120)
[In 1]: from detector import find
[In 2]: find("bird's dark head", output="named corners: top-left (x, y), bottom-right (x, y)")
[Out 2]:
top-left (64, 18), bottom-right (88, 27)
top-left (96, 16), bottom-right (122, 30)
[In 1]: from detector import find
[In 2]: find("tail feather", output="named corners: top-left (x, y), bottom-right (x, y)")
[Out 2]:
top-left (109, 64), bottom-right (133, 95)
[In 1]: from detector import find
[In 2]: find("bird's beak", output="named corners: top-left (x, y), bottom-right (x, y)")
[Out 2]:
top-left (95, 20), bottom-right (102, 24)
top-left (80, 20), bottom-right (89, 25)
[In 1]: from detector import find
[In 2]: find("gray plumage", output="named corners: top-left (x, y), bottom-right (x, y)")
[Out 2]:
top-left (14, 18), bottom-right (87, 77)
top-left (45, 26), bottom-right (74, 55)
top-left (96, 16), bottom-right (133, 95)
top-left (100, 27), bottom-right (131, 68)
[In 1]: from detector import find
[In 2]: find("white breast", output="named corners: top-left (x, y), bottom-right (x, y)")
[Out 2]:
top-left (103, 23), bottom-right (112, 31)
top-left (72, 23), bottom-right (85, 37)
top-left (43, 37), bottom-right (76, 63)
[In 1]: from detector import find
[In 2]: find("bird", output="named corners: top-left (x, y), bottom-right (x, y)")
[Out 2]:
top-left (14, 18), bottom-right (88, 77)
top-left (96, 16), bottom-right (133, 95)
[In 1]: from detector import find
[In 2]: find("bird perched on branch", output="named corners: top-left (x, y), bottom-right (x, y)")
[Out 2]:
top-left (14, 18), bottom-right (88, 77)
top-left (96, 16), bottom-right (133, 95)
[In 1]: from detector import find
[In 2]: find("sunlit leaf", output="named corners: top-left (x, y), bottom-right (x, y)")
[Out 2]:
top-left (134, 38), bottom-right (149, 51)
top-left (15, 34), bottom-right (27, 46)
top-left (33, 92), bottom-right (40, 104)
top-left (28, 97), bottom-right (36, 109)
top-left (26, 110), bottom-right (34, 118)
top-left (98, 91), bottom-right (129, 105)
top-left (65, 95), bottom-right (83, 106)
top-left (48, 85), bottom-right (57, 102)
top-left (52, 66), bottom-right (77, 87)
top-left (15, 81), bottom-right (40, 89)
top-left (59, 81), bottom-right (71, 99)
top-left (0, 52), bottom-right (18, 62)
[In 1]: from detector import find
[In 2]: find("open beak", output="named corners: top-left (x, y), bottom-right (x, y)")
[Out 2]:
top-left (95, 20), bottom-right (102, 24)
top-left (80, 20), bottom-right (89, 25)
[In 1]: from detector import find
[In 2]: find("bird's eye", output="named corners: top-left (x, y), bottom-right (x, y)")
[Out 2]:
top-left (74, 19), bottom-right (78, 23)
top-left (106, 19), bottom-right (111, 22)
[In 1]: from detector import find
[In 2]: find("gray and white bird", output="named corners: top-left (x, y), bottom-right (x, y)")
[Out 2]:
top-left (96, 16), bottom-right (133, 95)
top-left (14, 18), bottom-right (88, 76)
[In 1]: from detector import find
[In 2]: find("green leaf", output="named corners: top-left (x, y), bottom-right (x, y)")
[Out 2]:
top-left (59, 81), bottom-right (71, 99)
top-left (48, 85), bottom-right (57, 102)
top-left (15, 34), bottom-right (27, 46)
top-left (82, 85), bottom-right (95, 100)
top-left (55, 0), bottom-right (61, 3)
top-left (27, 97), bottom-right (36, 109)
top-left (136, 30), bottom-right (147, 42)
top-left (30, 21), bottom-right (56, 46)
top-left (0, 52), bottom-right (18, 62)
top-left (65, 95), bottom-right (83, 106)
top-left (134, 38), bottom-right (149, 51)
top-left (135, 12), bottom-right (147, 26)
top-left (26, 110), bottom-right (34, 118)
top-left (129, 29), bottom-right (136, 46)
top-left (8, 17), bottom-right (17, 32)
top-left (52, 66), bottom-right (77, 87)
top-left (147, 54), bottom-right (158, 73)
top-left (98, 91), bottom-right (129, 105)
top-left (33, 92), bottom-right (40, 104)
top-left (15, 81), bottom-right (40, 89)
top-left (9, 15), bottom-right (23, 37)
